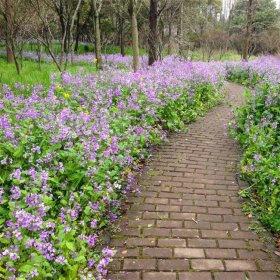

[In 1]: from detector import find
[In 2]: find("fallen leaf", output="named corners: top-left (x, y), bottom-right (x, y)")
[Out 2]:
top-left (192, 218), bottom-right (198, 224)
top-left (274, 250), bottom-right (280, 257)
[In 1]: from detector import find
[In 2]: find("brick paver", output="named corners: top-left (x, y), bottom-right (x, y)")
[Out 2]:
top-left (108, 83), bottom-right (280, 279)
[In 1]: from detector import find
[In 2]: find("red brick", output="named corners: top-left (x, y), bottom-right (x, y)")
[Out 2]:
top-left (126, 238), bottom-right (156, 247)
top-left (257, 260), bottom-right (277, 271)
top-left (157, 205), bottom-right (180, 212)
top-left (170, 212), bottom-right (196, 220)
top-left (128, 219), bottom-right (155, 227)
top-left (230, 231), bottom-right (258, 240)
top-left (143, 248), bottom-right (172, 258)
top-left (211, 222), bottom-right (238, 230)
top-left (184, 221), bottom-right (211, 229)
top-left (158, 259), bottom-right (190, 271)
top-left (108, 272), bottom-right (141, 280)
top-left (146, 198), bottom-right (169, 205)
top-left (198, 214), bottom-right (222, 222)
top-left (201, 230), bottom-right (229, 238)
top-left (143, 272), bottom-right (176, 280)
top-left (238, 249), bottom-right (269, 260)
top-left (157, 220), bottom-right (183, 228)
top-left (123, 259), bottom-right (156, 270)
top-left (208, 208), bottom-right (232, 215)
top-left (188, 238), bottom-right (217, 248)
top-left (143, 211), bottom-right (169, 219)
top-left (158, 238), bottom-right (186, 247)
top-left (115, 248), bottom-right (139, 257)
top-left (195, 200), bottom-right (218, 207)
top-left (192, 259), bottom-right (224, 271)
top-left (172, 229), bottom-right (199, 238)
top-left (218, 239), bottom-right (247, 249)
top-left (174, 248), bottom-right (205, 258)
top-left (143, 228), bottom-right (171, 237)
top-left (247, 272), bottom-right (280, 280)
top-left (158, 192), bottom-right (181, 199)
top-left (213, 272), bottom-right (246, 280)
top-left (225, 260), bottom-right (257, 271)
top-left (205, 248), bottom-right (237, 259)
top-left (179, 272), bottom-right (212, 280)
top-left (182, 206), bottom-right (207, 213)
top-left (118, 228), bottom-right (140, 236)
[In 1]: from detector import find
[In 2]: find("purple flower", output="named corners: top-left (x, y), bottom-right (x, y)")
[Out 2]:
top-left (253, 154), bottom-right (261, 162)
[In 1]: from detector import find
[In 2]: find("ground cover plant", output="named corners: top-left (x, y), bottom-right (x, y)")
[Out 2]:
top-left (227, 56), bottom-right (280, 233)
top-left (0, 57), bottom-right (225, 279)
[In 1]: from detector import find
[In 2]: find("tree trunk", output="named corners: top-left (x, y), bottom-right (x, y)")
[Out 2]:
top-left (168, 20), bottom-right (172, 55)
top-left (178, 1), bottom-right (184, 55)
top-left (242, 0), bottom-right (253, 61)
top-left (95, 15), bottom-right (103, 69)
top-left (130, 0), bottom-right (139, 72)
top-left (6, 0), bottom-right (14, 63)
top-left (119, 16), bottom-right (125, 56)
top-left (74, 10), bottom-right (81, 53)
top-left (148, 0), bottom-right (158, 65)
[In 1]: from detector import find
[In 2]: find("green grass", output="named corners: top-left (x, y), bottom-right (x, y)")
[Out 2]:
top-left (182, 50), bottom-right (255, 62)
top-left (0, 58), bottom-right (95, 87)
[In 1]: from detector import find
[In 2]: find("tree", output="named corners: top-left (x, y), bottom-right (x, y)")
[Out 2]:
top-left (92, 0), bottom-right (103, 70)
top-left (231, 0), bottom-right (280, 56)
top-left (5, 0), bottom-right (14, 63)
top-left (31, 0), bottom-right (82, 71)
top-left (112, 0), bottom-right (129, 56)
top-left (130, 0), bottom-right (140, 72)
top-left (242, 0), bottom-right (253, 61)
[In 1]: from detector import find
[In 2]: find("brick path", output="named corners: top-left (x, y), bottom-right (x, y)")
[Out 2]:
top-left (108, 83), bottom-right (280, 280)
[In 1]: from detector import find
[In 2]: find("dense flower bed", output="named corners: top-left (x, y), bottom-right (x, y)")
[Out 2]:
top-left (0, 50), bottom-right (148, 69)
top-left (227, 56), bottom-right (280, 232)
top-left (0, 57), bottom-right (225, 279)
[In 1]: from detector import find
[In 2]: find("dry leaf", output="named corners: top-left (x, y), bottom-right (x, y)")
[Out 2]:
top-left (192, 218), bottom-right (198, 224)
top-left (274, 250), bottom-right (280, 257)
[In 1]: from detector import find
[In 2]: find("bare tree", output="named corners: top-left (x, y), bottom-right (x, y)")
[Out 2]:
top-left (113, 0), bottom-right (129, 56)
top-left (130, 0), bottom-right (140, 72)
top-left (30, 0), bottom-right (82, 71)
top-left (242, 0), bottom-right (253, 61)
top-left (148, 0), bottom-right (169, 65)
top-left (5, 0), bottom-right (14, 63)
top-left (92, 0), bottom-right (103, 69)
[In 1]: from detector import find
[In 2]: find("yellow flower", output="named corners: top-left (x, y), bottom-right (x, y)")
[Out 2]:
top-left (85, 110), bottom-right (89, 115)
top-left (56, 85), bottom-right (62, 91)
top-left (93, 58), bottom-right (98, 63)
top-left (108, 137), bottom-right (112, 144)
top-left (63, 93), bottom-right (70, 99)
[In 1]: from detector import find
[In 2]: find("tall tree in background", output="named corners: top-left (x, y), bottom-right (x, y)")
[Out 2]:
top-left (5, 0), bottom-right (14, 63)
top-left (92, 0), bottom-right (103, 69)
top-left (148, 0), bottom-right (158, 65)
top-left (114, 0), bottom-right (129, 56)
top-left (148, 0), bottom-right (168, 65)
top-left (242, 0), bottom-right (253, 60)
top-left (130, 0), bottom-right (140, 71)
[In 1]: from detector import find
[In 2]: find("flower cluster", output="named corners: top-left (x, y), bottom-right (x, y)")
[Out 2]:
top-left (0, 49), bottom-right (148, 70)
top-left (227, 56), bottom-right (280, 232)
top-left (0, 57), bottom-right (225, 279)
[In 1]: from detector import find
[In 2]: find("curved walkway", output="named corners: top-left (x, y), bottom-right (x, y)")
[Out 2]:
top-left (108, 83), bottom-right (279, 280)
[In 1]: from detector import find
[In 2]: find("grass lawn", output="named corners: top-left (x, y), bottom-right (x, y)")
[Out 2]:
top-left (0, 58), bottom-right (96, 87)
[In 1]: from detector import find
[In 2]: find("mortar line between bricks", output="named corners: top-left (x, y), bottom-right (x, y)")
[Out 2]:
top-left (107, 83), bottom-right (280, 280)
